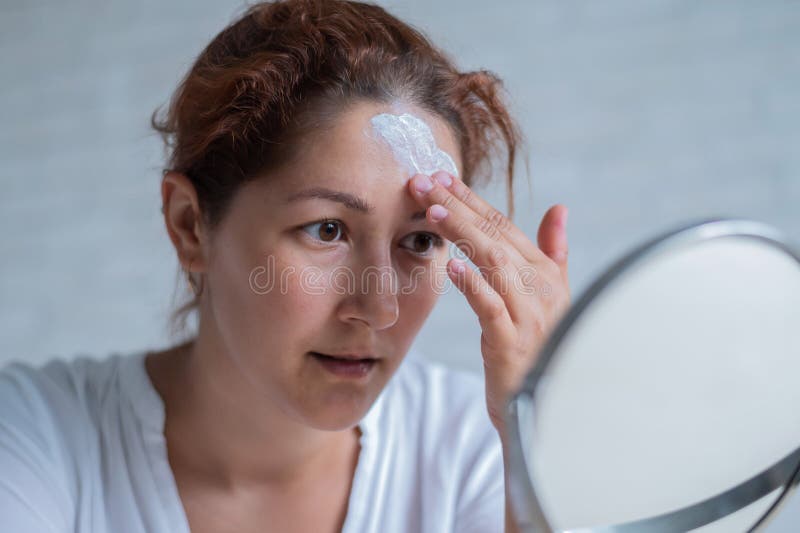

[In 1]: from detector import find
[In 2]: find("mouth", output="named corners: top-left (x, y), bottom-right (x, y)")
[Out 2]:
top-left (309, 351), bottom-right (378, 378)
top-left (310, 351), bottom-right (377, 362)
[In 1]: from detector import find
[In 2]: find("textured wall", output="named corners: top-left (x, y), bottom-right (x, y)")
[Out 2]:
top-left (1, 0), bottom-right (798, 527)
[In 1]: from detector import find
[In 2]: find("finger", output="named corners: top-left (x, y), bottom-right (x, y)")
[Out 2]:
top-left (408, 173), bottom-right (527, 322)
top-left (431, 170), bottom-right (548, 265)
top-left (536, 204), bottom-right (569, 280)
top-left (447, 258), bottom-right (516, 353)
top-left (408, 173), bottom-right (526, 275)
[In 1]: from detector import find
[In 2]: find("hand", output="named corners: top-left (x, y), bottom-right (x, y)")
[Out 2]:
top-left (408, 171), bottom-right (571, 440)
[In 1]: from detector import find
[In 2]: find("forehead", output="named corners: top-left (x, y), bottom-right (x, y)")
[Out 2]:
top-left (290, 100), bottom-right (462, 190)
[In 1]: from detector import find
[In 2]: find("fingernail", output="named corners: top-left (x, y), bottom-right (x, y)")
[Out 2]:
top-left (433, 172), bottom-right (452, 188)
top-left (429, 204), bottom-right (448, 221)
top-left (450, 259), bottom-right (466, 274)
top-left (414, 174), bottom-right (434, 193)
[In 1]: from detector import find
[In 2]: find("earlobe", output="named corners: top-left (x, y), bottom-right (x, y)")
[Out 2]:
top-left (161, 171), bottom-right (207, 273)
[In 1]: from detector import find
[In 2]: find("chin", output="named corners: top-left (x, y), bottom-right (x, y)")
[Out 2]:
top-left (301, 390), bottom-right (376, 431)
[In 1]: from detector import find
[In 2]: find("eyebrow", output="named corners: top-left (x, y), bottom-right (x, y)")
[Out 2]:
top-left (285, 187), bottom-right (427, 221)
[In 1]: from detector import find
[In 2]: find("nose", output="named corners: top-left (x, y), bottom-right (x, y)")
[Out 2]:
top-left (335, 254), bottom-right (400, 331)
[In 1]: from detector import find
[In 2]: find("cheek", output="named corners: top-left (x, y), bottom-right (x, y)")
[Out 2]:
top-left (398, 273), bottom-right (441, 325)
top-left (207, 245), bottom-right (334, 347)
top-left (387, 288), bottom-right (439, 360)
top-left (244, 251), bottom-right (337, 322)
top-left (398, 255), bottom-right (451, 298)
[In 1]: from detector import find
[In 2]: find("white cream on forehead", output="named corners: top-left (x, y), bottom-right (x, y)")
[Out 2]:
top-left (369, 112), bottom-right (459, 178)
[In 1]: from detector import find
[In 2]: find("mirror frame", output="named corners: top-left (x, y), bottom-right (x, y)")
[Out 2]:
top-left (504, 218), bottom-right (800, 533)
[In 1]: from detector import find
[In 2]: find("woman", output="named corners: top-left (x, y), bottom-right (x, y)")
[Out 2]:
top-left (0, 1), bottom-right (570, 531)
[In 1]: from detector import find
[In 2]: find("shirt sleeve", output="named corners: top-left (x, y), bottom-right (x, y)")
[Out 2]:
top-left (0, 363), bottom-right (74, 532)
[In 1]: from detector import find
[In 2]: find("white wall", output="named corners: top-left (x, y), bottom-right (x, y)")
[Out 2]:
top-left (1, 0), bottom-right (799, 528)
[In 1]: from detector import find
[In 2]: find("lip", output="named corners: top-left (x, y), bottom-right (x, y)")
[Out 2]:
top-left (310, 351), bottom-right (377, 361)
top-left (310, 352), bottom-right (377, 378)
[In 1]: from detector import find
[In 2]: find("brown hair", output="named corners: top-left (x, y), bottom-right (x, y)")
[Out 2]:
top-left (152, 0), bottom-right (525, 335)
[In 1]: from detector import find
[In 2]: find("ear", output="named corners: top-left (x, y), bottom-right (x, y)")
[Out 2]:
top-left (161, 171), bottom-right (207, 273)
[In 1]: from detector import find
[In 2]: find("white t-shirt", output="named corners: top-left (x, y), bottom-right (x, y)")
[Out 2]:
top-left (0, 348), bottom-right (505, 532)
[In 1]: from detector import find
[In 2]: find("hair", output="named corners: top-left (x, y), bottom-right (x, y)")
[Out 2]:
top-left (151, 0), bottom-right (526, 337)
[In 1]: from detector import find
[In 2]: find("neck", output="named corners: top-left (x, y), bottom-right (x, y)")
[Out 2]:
top-left (146, 327), bottom-right (358, 489)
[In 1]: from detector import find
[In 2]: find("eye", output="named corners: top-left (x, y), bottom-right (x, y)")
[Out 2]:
top-left (400, 232), bottom-right (445, 257)
top-left (300, 219), bottom-right (346, 243)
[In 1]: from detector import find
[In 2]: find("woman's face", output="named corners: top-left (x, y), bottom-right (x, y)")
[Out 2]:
top-left (201, 100), bottom-right (462, 431)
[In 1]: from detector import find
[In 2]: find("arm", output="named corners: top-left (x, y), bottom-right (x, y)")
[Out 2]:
top-left (407, 173), bottom-right (570, 532)
top-left (503, 441), bottom-right (521, 533)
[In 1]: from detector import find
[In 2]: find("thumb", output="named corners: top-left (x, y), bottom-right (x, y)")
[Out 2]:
top-left (537, 204), bottom-right (569, 280)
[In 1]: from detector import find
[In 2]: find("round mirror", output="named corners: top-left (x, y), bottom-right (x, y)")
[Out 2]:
top-left (505, 219), bottom-right (800, 532)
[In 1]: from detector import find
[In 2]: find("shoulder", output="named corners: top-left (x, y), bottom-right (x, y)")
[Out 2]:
top-left (0, 354), bottom-right (135, 463)
top-left (0, 352), bottom-right (148, 483)
top-left (0, 353), bottom-right (128, 428)
top-left (0, 353), bottom-right (132, 531)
